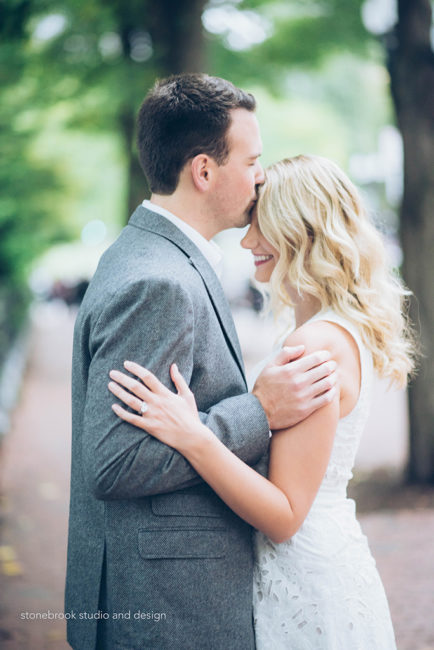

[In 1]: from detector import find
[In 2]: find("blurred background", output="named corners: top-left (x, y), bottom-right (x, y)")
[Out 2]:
top-left (0, 0), bottom-right (433, 648)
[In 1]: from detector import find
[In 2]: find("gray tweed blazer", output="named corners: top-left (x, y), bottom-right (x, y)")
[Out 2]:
top-left (65, 206), bottom-right (270, 649)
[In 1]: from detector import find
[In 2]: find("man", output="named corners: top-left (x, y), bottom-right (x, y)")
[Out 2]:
top-left (65, 74), bottom-right (336, 649)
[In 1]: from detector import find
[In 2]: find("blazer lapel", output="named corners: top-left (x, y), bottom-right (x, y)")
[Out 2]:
top-left (187, 254), bottom-right (246, 382)
top-left (129, 206), bottom-right (246, 383)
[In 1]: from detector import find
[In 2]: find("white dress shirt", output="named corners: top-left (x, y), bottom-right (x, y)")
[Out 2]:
top-left (142, 200), bottom-right (223, 279)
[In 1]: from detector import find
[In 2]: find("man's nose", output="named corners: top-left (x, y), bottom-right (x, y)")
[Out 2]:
top-left (255, 162), bottom-right (265, 185)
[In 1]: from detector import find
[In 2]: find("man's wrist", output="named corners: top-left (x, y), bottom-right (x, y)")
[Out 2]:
top-left (251, 387), bottom-right (271, 428)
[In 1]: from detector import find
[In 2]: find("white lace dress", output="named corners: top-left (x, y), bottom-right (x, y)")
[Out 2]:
top-left (252, 309), bottom-right (397, 649)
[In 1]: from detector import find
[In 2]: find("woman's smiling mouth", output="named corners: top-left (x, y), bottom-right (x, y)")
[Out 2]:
top-left (253, 254), bottom-right (274, 267)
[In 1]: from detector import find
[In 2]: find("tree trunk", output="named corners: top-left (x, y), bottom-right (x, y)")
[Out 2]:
top-left (387, 0), bottom-right (434, 482)
top-left (148, 0), bottom-right (208, 74)
top-left (119, 0), bottom-right (208, 218)
top-left (120, 107), bottom-right (150, 218)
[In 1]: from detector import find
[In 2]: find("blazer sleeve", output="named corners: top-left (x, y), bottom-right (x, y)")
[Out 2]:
top-left (82, 276), bottom-right (270, 500)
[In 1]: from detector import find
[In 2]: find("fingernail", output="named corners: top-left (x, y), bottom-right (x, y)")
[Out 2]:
top-left (109, 370), bottom-right (116, 379)
top-left (173, 363), bottom-right (178, 372)
top-left (124, 360), bottom-right (133, 368)
top-left (112, 404), bottom-right (120, 411)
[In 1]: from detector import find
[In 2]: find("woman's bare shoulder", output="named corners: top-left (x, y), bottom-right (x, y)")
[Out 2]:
top-left (284, 319), bottom-right (353, 357)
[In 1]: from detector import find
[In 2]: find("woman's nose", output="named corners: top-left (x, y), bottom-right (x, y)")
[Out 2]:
top-left (241, 223), bottom-right (256, 249)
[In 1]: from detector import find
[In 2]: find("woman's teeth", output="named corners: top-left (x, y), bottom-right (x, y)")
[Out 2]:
top-left (254, 254), bottom-right (273, 265)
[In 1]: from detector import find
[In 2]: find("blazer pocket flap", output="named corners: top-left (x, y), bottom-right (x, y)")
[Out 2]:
top-left (138, 528), bottom-right (227, 559)
top-left (151, 492), bottom-right (223, 518)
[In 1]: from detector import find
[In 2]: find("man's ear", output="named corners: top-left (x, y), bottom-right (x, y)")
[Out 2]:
top-left (191, 154), bottom-right (214, 192)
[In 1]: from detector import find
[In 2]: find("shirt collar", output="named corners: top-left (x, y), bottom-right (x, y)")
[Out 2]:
top-left (142, 200), bottom-right (223, 278)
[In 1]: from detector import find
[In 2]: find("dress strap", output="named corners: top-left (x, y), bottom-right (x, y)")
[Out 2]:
top-left (308, 308), bottom-right (362, 348)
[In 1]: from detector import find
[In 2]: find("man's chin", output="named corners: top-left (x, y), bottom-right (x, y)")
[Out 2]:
top-left (239, 205), bottom-right (256, 227)
top-left (230, 213), bottom-right (250, 229)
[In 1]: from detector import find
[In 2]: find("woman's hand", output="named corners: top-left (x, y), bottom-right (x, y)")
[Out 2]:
top-left (108, 361), bottom-right (211, 452)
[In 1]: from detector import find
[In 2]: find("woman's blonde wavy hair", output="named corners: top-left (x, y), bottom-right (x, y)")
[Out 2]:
top-left (256, 154), bottom-right (416, 388)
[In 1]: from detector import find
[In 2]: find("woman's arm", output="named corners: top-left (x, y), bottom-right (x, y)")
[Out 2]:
top-left (109, 321), bottom-right (357, 542)
top-left (177, 388), bottom-right (339, 543)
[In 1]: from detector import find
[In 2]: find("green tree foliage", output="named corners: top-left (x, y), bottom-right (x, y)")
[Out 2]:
top-left (8, 0), bottom-right (208, 214)
top-left (0, 0), bottom-right (73, 360)
top-left (206, 0), bottom-right (372, 87)
top-left (3, 0), bottom-right (379, 217)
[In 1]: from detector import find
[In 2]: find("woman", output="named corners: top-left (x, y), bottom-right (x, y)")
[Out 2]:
top-left (108, 155), bottom-right (415, 648)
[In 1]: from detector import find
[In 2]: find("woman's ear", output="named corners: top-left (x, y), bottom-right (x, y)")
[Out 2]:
top-left (191, 154), bottom-right (214, 192)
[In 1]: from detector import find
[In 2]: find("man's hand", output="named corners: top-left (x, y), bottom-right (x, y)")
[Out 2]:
top-left (252, 345), bottom-right (337, 430)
